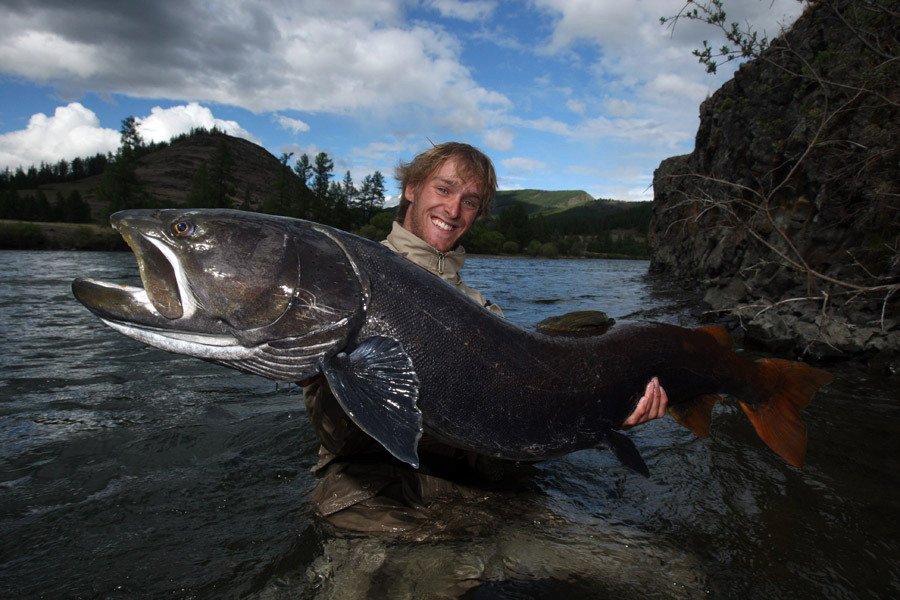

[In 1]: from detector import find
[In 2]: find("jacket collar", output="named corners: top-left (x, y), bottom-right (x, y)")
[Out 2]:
top-left (384, 221), bottom-right (466, 283)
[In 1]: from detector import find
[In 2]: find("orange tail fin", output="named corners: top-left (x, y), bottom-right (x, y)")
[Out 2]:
top-left (739, 358), bottom-right (833, 467)
top-left (669, 393), bottom-right (722, 437)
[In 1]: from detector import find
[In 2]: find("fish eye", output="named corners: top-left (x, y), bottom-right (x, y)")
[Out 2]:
top-left (171, 219), bottom-right (195, 238)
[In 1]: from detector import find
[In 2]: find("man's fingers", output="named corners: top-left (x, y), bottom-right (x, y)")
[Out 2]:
top-left (622, 377), bottom-right (668, 428)
top-left (621, 379), bottom-right (653, 427)
top-left (653, 381), bottom-right (669, 419)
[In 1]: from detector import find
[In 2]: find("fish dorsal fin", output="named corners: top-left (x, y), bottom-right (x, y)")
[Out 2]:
top-left (605, 430), bottom-right (650, 477)
top-left (321, 336), bottom-right (423, 468)
top-left (696, 325), bottom-right (733, 348)
top-left (668, 393), bottom-right (722, 437)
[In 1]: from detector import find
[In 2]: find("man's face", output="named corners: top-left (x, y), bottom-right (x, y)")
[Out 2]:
top-left (402, 156), bottom-right (483, 253)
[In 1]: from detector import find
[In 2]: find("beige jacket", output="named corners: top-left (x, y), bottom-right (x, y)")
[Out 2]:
top-left (382, 221), bottom-right (503, 316)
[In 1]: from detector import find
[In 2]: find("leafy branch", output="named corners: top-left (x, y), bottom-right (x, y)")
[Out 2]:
top-left (660, 0), bottom-right (783, 73)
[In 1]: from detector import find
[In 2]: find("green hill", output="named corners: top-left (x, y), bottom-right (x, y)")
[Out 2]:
top-left (493, 189), bottom-right (594, 215)
top-left (542, 199), bottom-right (652, 235)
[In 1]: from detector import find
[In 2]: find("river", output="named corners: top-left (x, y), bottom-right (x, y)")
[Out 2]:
top-left (1, 250), bottom-right (897, 599)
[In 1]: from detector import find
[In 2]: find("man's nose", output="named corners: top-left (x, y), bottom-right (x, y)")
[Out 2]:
top-left (443, 195), bottom-right (461, 219)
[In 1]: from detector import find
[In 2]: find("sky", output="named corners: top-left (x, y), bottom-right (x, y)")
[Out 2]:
top-left (0, 0), bottom-right (804, 203)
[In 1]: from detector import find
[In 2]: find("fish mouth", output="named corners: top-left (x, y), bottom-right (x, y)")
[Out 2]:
top-left (119, 221), bottom-right (185, 320)
top-left (72, 212), bottom-right (241, 355)
top-left (73, 212), bottom-right (186, 323)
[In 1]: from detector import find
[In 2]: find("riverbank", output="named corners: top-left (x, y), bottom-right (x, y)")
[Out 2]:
top-left (0, 220), bottom-right (127, 251)
top-left (0, 220), bottom-right (648, 259)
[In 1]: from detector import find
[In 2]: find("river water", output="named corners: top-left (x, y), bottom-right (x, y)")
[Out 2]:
top-left (1, 250), bottom-right (897, 599)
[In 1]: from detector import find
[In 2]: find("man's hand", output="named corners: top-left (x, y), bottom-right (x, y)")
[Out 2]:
top-left (621, 377), bottom-right (668, 428)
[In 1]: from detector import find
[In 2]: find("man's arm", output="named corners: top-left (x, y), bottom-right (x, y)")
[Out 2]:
top-left (621, 377), bottom-right (668, 428)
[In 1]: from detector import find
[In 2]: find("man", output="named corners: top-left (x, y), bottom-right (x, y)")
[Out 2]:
top-left (303, 142), bottom-right (667, 533)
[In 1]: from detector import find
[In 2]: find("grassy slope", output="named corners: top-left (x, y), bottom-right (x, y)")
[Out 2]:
top-left (0, 220), bottom-right (126, 250)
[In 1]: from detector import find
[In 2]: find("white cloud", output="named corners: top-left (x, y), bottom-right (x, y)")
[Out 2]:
top-left (642, 73), bottom-right (710, 103)
top-left (275, 115), bottom-right (311, 135)
top-left (603, 98), bottom-right (636, 117)
top-left (515, 113), bottom-right (689, 148)
top-left (530, 0), bottom-right (805, 146)
top-left (515, 116), bottom-right (572, 137)
top-left (597, 184), bottom-right (654, 202)
top-left (482, 128), bottom-right (514, 151)
top-left (352, 140), bottom-right (410, 161)
top-left (0, 102), bottom-right (258, 170)
top-left (0, 2), bottom-right (509, 133)
top-left (502, 157), bottom-right (546, 173)
top-left (566, 99), bottom-right (586, 115)
top-left (136, 103), bottom-right (258, 144)
top-left (427, 0), bottom-right (496, 21)
top-left (1, 29), bottom-right (101, 80)
top-left (0, 103), bottom-right (119, 170)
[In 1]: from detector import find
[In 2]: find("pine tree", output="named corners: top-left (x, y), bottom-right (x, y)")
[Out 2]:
top-left (98, 116), bottom-right (147, 215)
top-left (312, 152), bottom-right (334, 207)
top-left (294, 154), bottom-right (312, 187)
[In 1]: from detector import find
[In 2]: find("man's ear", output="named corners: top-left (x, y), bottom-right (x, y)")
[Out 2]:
top-left (404, 184), bottom-right (416, 203)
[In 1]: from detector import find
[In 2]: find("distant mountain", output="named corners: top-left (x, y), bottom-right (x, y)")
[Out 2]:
top-left (132, 133), bottom-right (296, 208)
top-left (542, 199), bottom-right (653, 235)
top-left (33, 132), bottom-right (306, 219)
top-left (493, 189), bottom-right (594, 215)
top-left (493, 189), bottom-right (652, 235)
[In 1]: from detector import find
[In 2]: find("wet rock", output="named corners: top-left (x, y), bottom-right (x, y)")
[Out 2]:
top-left (536, 310), bottom-right (615, 337)
top-left (702, 278), bottom-right (748, 310)
top-left (738, 303), bottom-right (899, 361)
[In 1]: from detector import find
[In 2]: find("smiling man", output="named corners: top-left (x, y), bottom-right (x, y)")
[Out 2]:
top-left (384, 142), bottom-right (503, 316)
top-left (303, 142), bottom-right (667, 533)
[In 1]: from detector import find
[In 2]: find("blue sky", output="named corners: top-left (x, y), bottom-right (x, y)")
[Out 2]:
top-left (0, 0), bottom-right (803, 203)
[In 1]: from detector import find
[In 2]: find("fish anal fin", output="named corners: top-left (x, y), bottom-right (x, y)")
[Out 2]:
top-left (740, 358), bottom-right (833, 468)
top-left (696, 325), bottom-right (733, 349)
top-left (605, 429), bottom-right (650, 477)
top-left (668, 393), bottom-right (721, 437)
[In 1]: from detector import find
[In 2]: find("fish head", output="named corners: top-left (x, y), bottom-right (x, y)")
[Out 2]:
top-left (72, 208), bottom-right (367, 381)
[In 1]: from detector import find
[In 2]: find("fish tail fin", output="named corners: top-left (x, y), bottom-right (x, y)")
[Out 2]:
top-left (739, 358), bottom-right (833, 467)
top-left (668, 393), bottom-right (722, 437)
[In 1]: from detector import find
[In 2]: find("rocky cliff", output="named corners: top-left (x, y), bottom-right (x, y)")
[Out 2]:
top-left (650, 0), bottom-right (898, 362)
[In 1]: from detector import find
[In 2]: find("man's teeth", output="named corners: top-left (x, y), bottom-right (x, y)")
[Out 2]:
top-left (431, 217), bottom-right (455, 231)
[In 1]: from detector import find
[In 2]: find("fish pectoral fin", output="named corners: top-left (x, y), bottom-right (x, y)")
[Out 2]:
top-left (605, 430), bottom-right (650, 477)
top-left (321, 336), bottom-right (423, 468)
top-left (668, 393), bottom-right (722, 437)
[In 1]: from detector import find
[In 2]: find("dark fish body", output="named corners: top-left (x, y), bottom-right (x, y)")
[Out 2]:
top-left (73, 209), bottom-right (832, 474)
top-left (342, 233), bottom-right (738, 459)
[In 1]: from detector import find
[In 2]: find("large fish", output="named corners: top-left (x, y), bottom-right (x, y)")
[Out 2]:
top-left (72, 209), bottom-right (832, 475)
